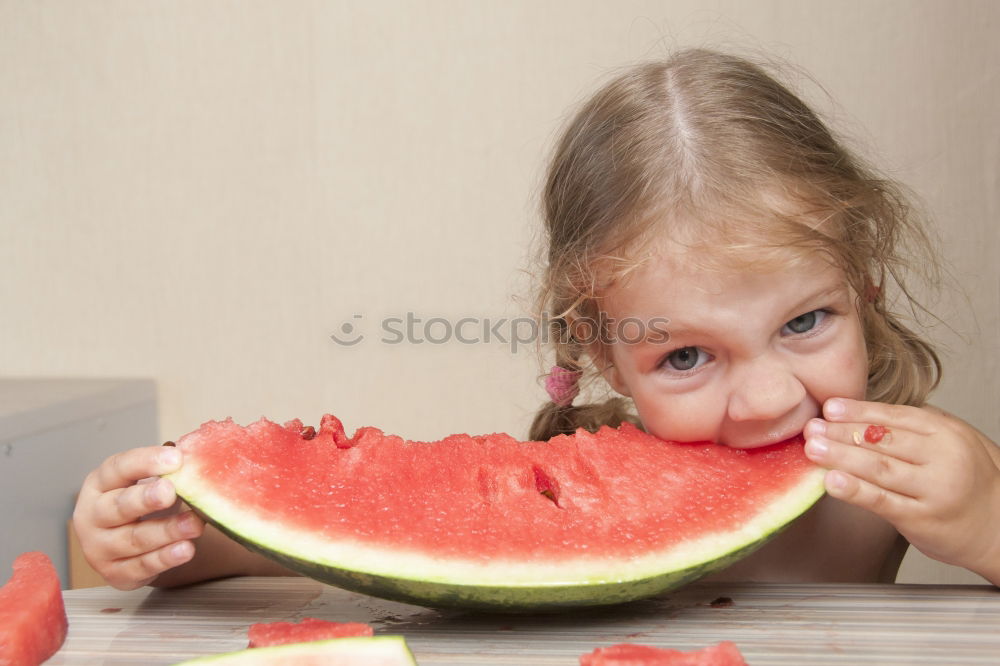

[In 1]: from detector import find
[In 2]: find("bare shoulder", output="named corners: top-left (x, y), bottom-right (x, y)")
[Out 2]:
top-left (702, 495), bottom-right (907, 584)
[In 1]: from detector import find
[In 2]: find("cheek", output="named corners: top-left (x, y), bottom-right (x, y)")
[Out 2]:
top-left (844, 317), bottom-right (870, 398)
top-left (811, 320), bottom-right (869, 401)
top-left (608, 353), bottom-right (712, 442)
top-left (842, 353), bottom-right (869, 399)
top-left (629, 389), bottom-right (724, 443)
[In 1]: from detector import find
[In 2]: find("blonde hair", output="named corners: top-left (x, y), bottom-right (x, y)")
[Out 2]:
top-left (528, 48), bottom-right (942, 441)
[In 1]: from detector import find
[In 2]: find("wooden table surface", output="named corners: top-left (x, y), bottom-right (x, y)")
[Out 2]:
top-left (52, 577), bottom-right (999, 665)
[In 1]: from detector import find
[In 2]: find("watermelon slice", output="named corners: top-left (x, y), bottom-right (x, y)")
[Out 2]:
top-left (164, 414), bottom-right (825, 610)
top-left (0, 551), bottom-right (68, 666)
top-left (580, 641), bottom-right (747, 665)
top-left (248, 618), bottom-right (374, 648)
top-left (174, 636), bottom-right (416, 665)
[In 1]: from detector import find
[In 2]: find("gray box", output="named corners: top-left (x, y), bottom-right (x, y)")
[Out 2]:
top-left (0, 378), bottom-right (158, 588)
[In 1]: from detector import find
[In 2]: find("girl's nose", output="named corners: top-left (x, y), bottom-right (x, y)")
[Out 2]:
top-left (726, 356), bottom-right (806, 422)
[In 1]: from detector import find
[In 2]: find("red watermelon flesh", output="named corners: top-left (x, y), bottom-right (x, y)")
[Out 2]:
top-left (0, 552), bottom-right (68, 666)
top-left (184, 415), bottom-right (811, 559)
top-left (248, 618), bottom-right (374, 648)
top-left (580, 641), bottom-right (747, 665)
top-left (165, 414), bottom-right (825, 609)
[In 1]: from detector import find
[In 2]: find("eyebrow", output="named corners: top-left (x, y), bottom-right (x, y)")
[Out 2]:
top-left (788, 283), bottom-right (851, 313)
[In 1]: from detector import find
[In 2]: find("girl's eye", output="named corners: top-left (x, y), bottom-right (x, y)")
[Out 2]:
top-left (782, 309), bottom-right (827, 335)
top-left (662, 346), bottom-right (707, 372)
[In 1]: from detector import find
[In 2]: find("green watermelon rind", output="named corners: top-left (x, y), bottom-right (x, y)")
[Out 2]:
top-left (168, 456), bottom-right (826, 611)
top-left (171, 636), bottom-right (416, 665)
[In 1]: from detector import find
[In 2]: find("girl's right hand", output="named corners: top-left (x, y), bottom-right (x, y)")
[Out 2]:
top-left (72, 446), bottom-right (205, 590)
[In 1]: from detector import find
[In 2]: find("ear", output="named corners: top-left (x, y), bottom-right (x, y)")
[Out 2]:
top-left (587, 341), bottom-right (632, 397)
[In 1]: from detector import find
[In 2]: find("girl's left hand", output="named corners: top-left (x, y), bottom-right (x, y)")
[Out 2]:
top-left (803, 398), bottom-right (1000, 584)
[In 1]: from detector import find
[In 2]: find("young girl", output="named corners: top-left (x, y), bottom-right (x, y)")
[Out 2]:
top-left (72, 49), bottom-right (1000, 590)
top-left (527, 48), bottom-right (1000, 585)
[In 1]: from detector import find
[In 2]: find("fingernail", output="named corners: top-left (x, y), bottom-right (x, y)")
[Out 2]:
top-left (178, 512), bottom-right (201, 537)
top-left (806, 438), bottom-right (829, 457)
top-left (829, 471), bottom-right (847, 489)
top-left (160, 449), bottom-right (181, 469)
top-left (804, 419), bottom-right (826, 437)
top-left (825, 399), bottom-right (845, 418)
top-left (145, 479), bottom-right (167, 505)
top-left (170, 541), bottom-right (192, 561)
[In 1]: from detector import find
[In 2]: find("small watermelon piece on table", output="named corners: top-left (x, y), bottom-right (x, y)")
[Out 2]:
top-left (247, 618), bottom-right (374, 648)
top-left (580, 641), bottom-right (748, 665)
top-left (164, 414), bottom-right (826, 611)
top-left (0, 551), bottom-right (69, 666)
top-left (173, 636), bottom-right (417, 665)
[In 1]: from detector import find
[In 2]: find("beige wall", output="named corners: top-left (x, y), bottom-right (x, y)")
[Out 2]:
top-left (3, 1), bottom-right (997, 584)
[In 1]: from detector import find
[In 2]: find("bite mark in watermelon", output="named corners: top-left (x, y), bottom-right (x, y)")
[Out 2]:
top-left (174, 636), bottom-right (416, 665)
top-left (0, 551), bottom-right (68, 666)
top-left (580, 641), bottom-right (747, 665)
top-left (163, 414), bottom-right (825, 610)
top-left (248, 618), bottom-right (374, 648)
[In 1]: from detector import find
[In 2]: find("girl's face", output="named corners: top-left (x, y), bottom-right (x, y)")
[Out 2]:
top-left (598, 240), bottom-right (868, 448)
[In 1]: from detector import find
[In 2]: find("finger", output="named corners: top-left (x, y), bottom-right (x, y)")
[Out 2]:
top-left (92, 447), bottom-right (182, 494)
top-left (91, 478), bottom-right (178, 529)
top-left (822, 468), bottom-right (922, 522)
top-left (101, 539), bottom-right (196, 591)
top-left (823, 398), bottom-right (936, 436)
top-left (100, 511), bottom-right (204, 561)
top-left (804, 434), bottom-right (925, 499)
top-left (806, 418), bottom-right (926, 465)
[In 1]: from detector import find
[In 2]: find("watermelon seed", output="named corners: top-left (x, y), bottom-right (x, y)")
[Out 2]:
top-left (301, 426), bottom-right (317, 440)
